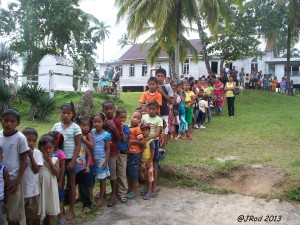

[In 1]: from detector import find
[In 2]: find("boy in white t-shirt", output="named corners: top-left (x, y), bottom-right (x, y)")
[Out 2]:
top-left (22, 128), bottom-right (43, 225)
top-left (197, 95), bottom-right (208, 129)
top-left (0, 109), bottom-right (29, 225)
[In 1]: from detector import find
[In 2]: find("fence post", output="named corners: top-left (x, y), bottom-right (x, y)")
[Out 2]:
top-left (49, 70), bottom-right (54, 98)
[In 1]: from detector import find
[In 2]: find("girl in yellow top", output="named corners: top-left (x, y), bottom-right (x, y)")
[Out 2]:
top-left (224, 76), bottom-right (236, 117)
top-left (182, 80), bottom-right (195, 139)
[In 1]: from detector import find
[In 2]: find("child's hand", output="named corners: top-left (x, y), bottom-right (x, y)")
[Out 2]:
top-left (2, 203), bottom-right (8, 213)
top-left (81, 135), bottom-right (87, 142)
top-left (43, 152), bottom-right (51, 164)
top-left (85, 166), bottom-right (90, 174)
top-left (8, 180), bottom-right (19, 195)
top-left (102, 162), bottom-right (108, 170)
top-left (28, 149), bottom-right (34, 159)
top-left (67, 161), bottom-right (75, 170)
top-left (106, 119), bottom-right (117, 130)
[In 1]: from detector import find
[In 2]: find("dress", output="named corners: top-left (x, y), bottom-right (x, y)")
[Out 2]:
top-left (38, 157), bottom-right (60, 218)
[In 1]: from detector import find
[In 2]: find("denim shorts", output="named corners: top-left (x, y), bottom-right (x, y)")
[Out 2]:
top-left (153, 139), bottom-right (160, 163)
top-left (87, 165), bottom-right (96, 187)
top-left (127, 153), bottom-right (141, 180)
top-left (58, 187), bottom-right (64, 202)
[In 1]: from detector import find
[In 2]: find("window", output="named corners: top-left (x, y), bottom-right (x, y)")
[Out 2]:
top-left (285, 66), bottom-right (300, 76)
top-left (211, 61), bottom-right (218, 74)
top-left (251, 58), bottom-right (258, 72)
top-left (183, 59), bottom-right (190, 75)
top-left (129, 64), bottom-right (135, 77)
top-left (142, 62), bottom-right (148, 76)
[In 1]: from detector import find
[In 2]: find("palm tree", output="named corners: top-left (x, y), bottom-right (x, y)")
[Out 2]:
top-left (117, 33), bottom-right (134, 48)
top-left (92, 21), bottom-right (111, 62)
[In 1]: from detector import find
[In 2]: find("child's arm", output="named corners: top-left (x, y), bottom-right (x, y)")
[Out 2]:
top-left (120, 125), bottom-right (129, 143)
top-left (106, 120), bottom-right (123, 141)
top-left (44, 153), bottom-right (60, 178)
top-left (102, 139), bottom-right (111, 169)
top-left (8, 152), bottom-right (27, 195)
top-left (85, 147), bottom-right (91, 174)
top-left (58, 159), bottom-right (65, 189)
top-left (158, 87), bottom-right (173, 104)
top-left (3, 168), bottom-right (10, 213)
top-left (68, 134), bottom-right (82, 170)
top-left (82, 133), bottom-right (94, 151)
top-left (129, 139), bottom-right (144, 147)
top-left (144, 126), bottom-right (162, 142)
top-left (28, 149), bottom-right (40, 174)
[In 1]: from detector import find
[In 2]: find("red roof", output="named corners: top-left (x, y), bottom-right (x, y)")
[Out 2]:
top-left (119, 39), bottom-right (203, 61)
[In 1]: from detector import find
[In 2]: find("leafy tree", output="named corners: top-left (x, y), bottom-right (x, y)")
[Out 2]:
top-left (117, 33), bottom-right (134, 49)
top-left (0, 42), bottom-right (18, 79)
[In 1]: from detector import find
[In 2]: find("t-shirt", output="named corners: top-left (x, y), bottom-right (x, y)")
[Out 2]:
top-left (0, 165), bottom-right (5, 201)
top-left (142, 139), bottom-right (155, 162)
top-left (52, 122), bottom-right (82, 159)
top-left (198, 99), bottom-right (208, 112)
top-left (215, 98), bottom-right (224, 107)
top-left (128, 126), bottom-right (144, 154)
top-left (0, 131), bottom-right (29, 180)
top-left (22, 149), bottom-right (43, 198)
top-left (141, 114), bottom-right (163, 140)
top-left (53, 150), bottom-right (66, 161)
top-left (184, 91), bottom-right (195, 108)
top-left (91, 129), bottom-right (111, 159)
top-left (225, 82), bottom-right (235, 97)
top-left (139, 91), bottom-right (162, 107)
top-left (158, 84), bottom-right (173, 116)
top-left (73, 141), bottom-right (87, 173)
top-left (117, 124), bottom-right (130, 151)
top-left (104, 117), bottom-right (123, 157)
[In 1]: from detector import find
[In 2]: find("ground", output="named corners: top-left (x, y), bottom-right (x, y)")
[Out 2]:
top-left (74, 187), bottom-right (300, 225)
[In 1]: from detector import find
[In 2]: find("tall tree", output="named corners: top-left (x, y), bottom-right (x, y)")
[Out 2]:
top-left (92, 21), bottom-right (111, 62)
top-left (0, 42), bottom-right (18, 79)
top-left (117, 33), bottom-right (134, 49)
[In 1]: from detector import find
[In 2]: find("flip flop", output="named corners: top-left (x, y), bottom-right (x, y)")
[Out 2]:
top-left (143, 192), bottom-right (152, 200)
top-left (107, 197), bottom-right (117, 207)
top-left (119, 197), bottom-right (127, 203)
top-left (125, 192), bottom-right (136, 199)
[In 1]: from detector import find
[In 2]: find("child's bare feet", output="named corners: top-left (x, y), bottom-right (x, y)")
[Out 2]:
top-left (97, 198), bottom-right (105, 207)
top-left (64, 211), bottom-right (75, 220)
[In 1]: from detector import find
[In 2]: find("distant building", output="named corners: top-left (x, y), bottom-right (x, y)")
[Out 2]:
top-left (97, 39), bottom-right (300, 91)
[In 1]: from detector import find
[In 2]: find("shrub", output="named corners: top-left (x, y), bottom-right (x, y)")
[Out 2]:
top-left (36, 95), bottom-right (56, 121)
top-left (0, 82), bottom-right (14, 114)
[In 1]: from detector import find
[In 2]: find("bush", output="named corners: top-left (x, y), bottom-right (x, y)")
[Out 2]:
top-left (0, 82), bottom-right (14, 114)
top-left (36, 95), bottom-right (56, 121)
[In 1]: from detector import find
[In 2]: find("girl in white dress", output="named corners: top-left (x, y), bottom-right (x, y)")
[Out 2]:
top-left (38, 135), bottom-right (60, 225)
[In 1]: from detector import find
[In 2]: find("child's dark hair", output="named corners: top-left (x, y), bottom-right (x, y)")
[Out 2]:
top-left (171, 82), bottom-right (177, 88)
top-left (48, 131), bottom-right (64, 150)
top-left (38, 134), bottom-right (55, 150)
top-left (61, 102), bottom-right (76, 121)
top-left (148, 100), bottom-right (159, 109)
top-left (177, 82), bottom-right (183, 87)
top-left (94, 112), bottom-right (106, 122)
top-left (102, 99), bottom-right (114, 108)
top-left (155, 68), bottom-right (166, 77)
top-left (22, 127), bottom-right (38, 138)
top-left (1, 109), bottom-right (20, 121)
top-left (116, 107), bottom-right (127, 117)
top-left (147, 77), bottom-right (158, 84)
top-left (182, 80), bottom-right (189, 85)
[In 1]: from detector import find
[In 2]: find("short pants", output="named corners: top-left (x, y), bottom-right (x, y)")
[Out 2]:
top-left (127, 153), bottom-right (141, 180)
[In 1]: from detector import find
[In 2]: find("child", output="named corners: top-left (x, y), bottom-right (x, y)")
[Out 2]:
top-left (245, 74), bottom-right (250, 89)
top-left (48, 131), bottom-right (66, 225)
top-left (177, 83), bottom-right (189, 139)
top-left (140, 104), bottom-right (149, 116)
top-left (91, 113), bottom-right (111, 207)
top-left (38, 134), bottom-right (60, 225)
top-left (139, 77), bottom-right (162, 113)
top-left (102, 100), bottom-right (123, 207)
top-left (0, 147), bottom-right (10, 225)
top-left (141, 101), bottom-right (163, 196)
top-left (170, 83), bottom-right (180, 140)
top-left (115, 107), bottom-right (129, 203)
top-left (22, 128), bottom-right (43, 225)
top-left (76, 116), bottom-right (93, 212)
top-left (182, 80), bottom-right (195, 139)
top-left (126, 111), bottom-right (144, 199)
top-left (0, 109), bottom-right (29, 224)
top-left (139, 122), bottom-right (155, 200)
top-left (155, 68), bottom-right (174, 152)
top-left (197, 95), bottom-right (208, 129)
top-left (52, 103), bottom-right (82, 220)
top-left (215, 95), bottom-right (224, 116)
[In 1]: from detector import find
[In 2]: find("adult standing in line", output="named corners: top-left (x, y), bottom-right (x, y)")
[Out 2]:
top-left (224, 75), bottom-right (236, 117)
top-left (239, 68), bottom-right (245, 87)
top-left (213, 77), bottom-right (224, 99)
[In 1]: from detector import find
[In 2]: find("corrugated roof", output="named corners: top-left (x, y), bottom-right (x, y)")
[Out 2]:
top-left (119, 39), bottom-right (203, 61)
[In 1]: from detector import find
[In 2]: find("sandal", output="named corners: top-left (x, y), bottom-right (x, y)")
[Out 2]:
top-left (140, 189), bottom-right (147, 196)
top-left (107, 197), bottom-right (117, 207)
top-left (119, 197), bottom-right (127, 203)
top-left (143, 192), bottom-right (152, 200)
top-left (186, 137), bottom-right (194, 141)
top-left (125, 192), bottom-right (136, 199)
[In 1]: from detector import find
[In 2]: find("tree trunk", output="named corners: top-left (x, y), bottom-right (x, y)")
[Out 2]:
top-left (287, 25), bottom-right (292, 95)
top-left (169, 56), bottom-right (176, 81)
top-left (220, 57), bottom-right (226, 75)
top-left (196, 18), bottom-right (212, 75)
top-left (174, 0), bottom-right (182, 83)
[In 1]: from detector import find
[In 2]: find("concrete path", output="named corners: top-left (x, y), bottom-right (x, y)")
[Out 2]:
top-left (82, 188), bottom-right (300, 225)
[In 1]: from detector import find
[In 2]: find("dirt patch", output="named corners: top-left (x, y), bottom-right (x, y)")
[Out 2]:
top-left (213, 164), bottom-right (287, 197)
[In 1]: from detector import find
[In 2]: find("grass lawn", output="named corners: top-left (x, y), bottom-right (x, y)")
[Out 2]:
top-left (13, 90), bottom-right (300, 200)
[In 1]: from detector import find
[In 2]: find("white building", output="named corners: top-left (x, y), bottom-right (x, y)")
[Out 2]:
top-left (98, 39), bottom-right (300, 91)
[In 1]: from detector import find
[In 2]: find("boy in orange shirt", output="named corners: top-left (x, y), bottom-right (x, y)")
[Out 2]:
top-left (139, 77), bottom-right (162, 114)
top-left (125, 111), bottom-right (144, 199)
